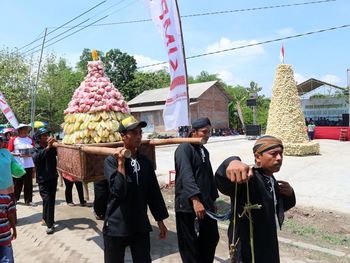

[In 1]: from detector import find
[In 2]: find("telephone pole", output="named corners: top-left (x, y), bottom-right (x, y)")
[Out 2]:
top-left (30, 28), bottom-right (47, 134)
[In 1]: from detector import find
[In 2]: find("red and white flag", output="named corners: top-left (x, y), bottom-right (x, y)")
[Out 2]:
top-left (0, 91), bottom-right (19, 128)
top-left (280, 44), bottom-right (285, 63)
top-left (143, 0), bottom-right (189, 130)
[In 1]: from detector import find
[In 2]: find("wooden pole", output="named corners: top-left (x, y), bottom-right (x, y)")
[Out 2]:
top-left (174, 0), bottom-right (191, 124)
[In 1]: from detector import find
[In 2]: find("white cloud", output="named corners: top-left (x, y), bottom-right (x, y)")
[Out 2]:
top-left (277, 27), bottom-right (296, 36)
top-left (133, 54), bottom-right (168, 72)
top-left (320, 74), bottom-right (341, 85)
top-left (217, 70), bottom-right (234, 84)
top-left (205, 37), bottom-right (265, 59)
top-left (294, 72), bottom-right (307, 84)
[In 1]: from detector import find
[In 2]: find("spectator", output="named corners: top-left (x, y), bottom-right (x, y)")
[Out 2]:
top-left (8, 124), bottom-right (36, 206)
top-left (307, 120), bottom-right (316, 141)
top-left (33, 128), bottom-right (58, 234)
top-left (62, 173), bottom-right (86, 207)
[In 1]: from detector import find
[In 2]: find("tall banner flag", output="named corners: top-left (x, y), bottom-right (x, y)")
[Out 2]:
top-left (280, 44), bottom-right (285, 63)
top-left (0, 92), bottom-right (19, 128)
top-left (143, 0), bottom-right (189, 130)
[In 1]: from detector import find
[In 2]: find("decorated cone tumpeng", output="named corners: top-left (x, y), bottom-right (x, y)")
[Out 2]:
top-left (265, 64), bottom-right (320, 156)
top-left (62, 50), bottom-right (131, 144)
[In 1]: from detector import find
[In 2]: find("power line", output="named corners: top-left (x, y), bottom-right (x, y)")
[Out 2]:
top-left (24, 15), bottom-right (110, 58)
top-left (55, 0), bottom-right (337, 28)
top-left (137, 23), bottom-right (350, 69)
top-left (22, 0), bottom-right (138, 57)
top-left (22, 18), bottom-right (91, 56)
top-left (16, 1), bottom-right (106, 53)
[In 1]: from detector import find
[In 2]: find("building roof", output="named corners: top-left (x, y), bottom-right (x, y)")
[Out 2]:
top-left (130, 102), bottom-right (198, 113)
top-left (128, 80), bottom-right (230, 107)
top-left (297, 78), bottom-right (344, 95)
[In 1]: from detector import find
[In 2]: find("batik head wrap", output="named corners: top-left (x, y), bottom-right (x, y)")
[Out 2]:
top-left (253, 135), bottom-right (283, 154)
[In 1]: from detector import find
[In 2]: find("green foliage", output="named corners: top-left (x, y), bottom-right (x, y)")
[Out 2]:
top-left (125, 69), bottom-right (170, 100)
top-left (225, 83), bottom-right (270, 130)
top-left (0, 49), bottom-right (31, 124)
top-left (188, 71), bottom-right (219, 84)
top-left (0, 45), bottom-right (271, 133)
top-left (36, 55), bottom-right (84, 132)
top-left (102, 48), bottom-right (137, 101)
top-left (76, 48), bottom-right (104, 74)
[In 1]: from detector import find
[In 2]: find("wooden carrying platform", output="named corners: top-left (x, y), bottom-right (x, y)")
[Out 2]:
top-left (54, 138), bottom-right (203, 182)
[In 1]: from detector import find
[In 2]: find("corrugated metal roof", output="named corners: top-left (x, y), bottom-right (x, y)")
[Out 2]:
top-left (128, 80), bottom-right (218, 106)
top-left (297, 78), bottom-right (344, 95)
top-left (130, 102), bottom-right (198, 113)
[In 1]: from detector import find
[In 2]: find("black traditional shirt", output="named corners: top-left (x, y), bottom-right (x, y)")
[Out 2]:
top-left (33, 144), bottom-right (58, 184)
top-left (174, 142), bottom-right (219, 213)
top-left (215, 156), bottom-right (296, 263)
top-left (103, 153), bottom-right (169, 237)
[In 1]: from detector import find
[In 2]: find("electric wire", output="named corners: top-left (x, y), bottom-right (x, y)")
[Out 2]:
top-left (22, 0), bottom-right (138, 57)
top-left (24, 15), bottom-right (109, 58)
top-left (137, 23), bottom-right (350, 69)
top-left (55, 0), bottom-right (336, 28)
top-left (16, 1), bottom-right (106, 52)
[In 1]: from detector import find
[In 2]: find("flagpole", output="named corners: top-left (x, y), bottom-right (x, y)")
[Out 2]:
top-left (174, 0), bottom-right (190, 125)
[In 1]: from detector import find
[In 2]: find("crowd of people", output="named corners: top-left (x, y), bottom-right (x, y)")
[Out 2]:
top-left (0, 123), bottom-right (90, 261)
top-left (178, 126), bottom-right (242, 138)
top-left (0, 116), bottom-right (296, 263)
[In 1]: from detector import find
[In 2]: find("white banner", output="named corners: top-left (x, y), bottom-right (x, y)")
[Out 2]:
top-left (0, 91), bottom-right (19, 128)
top-left (143, 0), bottom-right (189, 130)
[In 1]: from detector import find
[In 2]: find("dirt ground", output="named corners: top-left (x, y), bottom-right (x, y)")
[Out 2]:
top-left (161, 184), bottom-right (350, 262)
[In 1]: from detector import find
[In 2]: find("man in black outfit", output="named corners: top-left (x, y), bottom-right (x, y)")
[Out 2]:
top-left (103, 116), bottom-right (168, 263)
top-left (215, 135), bottom-right (296, 263)
top-left (174, 117), bottom-right (219, 263)
top-left (33, 128), bottom-right (58, 235)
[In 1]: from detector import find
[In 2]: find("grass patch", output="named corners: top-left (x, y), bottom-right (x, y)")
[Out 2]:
top-left (284, 219), bottom-right (350, 247)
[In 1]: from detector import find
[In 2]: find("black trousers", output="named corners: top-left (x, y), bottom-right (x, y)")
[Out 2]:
top-left (63, 178), bottom-right (85, 204)
top-left (176, 212), bottom-right (219, 263)
top-left (13, 167), bottom-right (33, 203)
top-left (103, 233), bottom-right (151, 263)
top-left (38, 179), bottom-right (57, 228)
top-left (93, 180), bottom-right (109, 218)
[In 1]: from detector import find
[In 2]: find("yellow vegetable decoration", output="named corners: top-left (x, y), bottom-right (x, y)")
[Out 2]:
top-left (92, 49), bottom-right (99, 61)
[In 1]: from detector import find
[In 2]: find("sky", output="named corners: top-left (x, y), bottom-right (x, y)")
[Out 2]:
top-left (1, 0), bottom-right (349, 97)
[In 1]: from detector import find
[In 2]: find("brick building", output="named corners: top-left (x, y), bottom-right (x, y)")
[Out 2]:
top-left (128, 80), bottom-right (232, 133)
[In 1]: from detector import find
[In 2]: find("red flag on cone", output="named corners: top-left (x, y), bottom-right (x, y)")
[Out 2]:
top-left (280, 44), bottom-right (285, 63)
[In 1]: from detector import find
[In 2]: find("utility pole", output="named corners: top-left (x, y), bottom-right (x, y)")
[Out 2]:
top-left (30, 28), bottom-right (47, 135)
top-left (252, 93), bottom-right (257, 125)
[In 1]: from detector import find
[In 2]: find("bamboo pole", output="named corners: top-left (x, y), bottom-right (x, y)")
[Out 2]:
top-left (53, 137), bottom-right (204, 154)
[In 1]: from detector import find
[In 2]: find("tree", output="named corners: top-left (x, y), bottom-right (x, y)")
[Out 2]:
top-left (188, 71), bottom-right (219, 84)
top-left (225, 82), bottom-right (270, 131)
top-left (102, 49), bottom-right (137, 100)
top-left (0, 48), bottom-right (31, 124)
top-left (76, 48), bottom-right (104, 73)
top-left (124, 70), bottom-right (170, 100)
top-left (36, 55), bottom-right (84, 132)
top-left (225, 85), bottom-right (249, 128)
